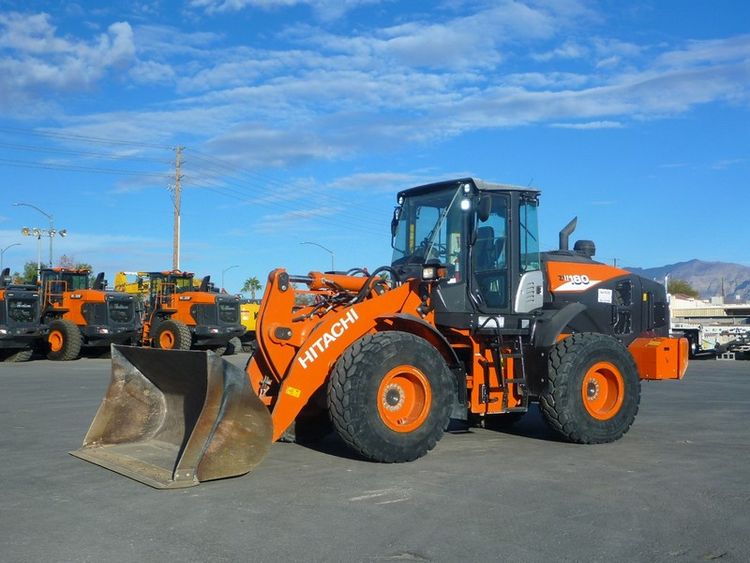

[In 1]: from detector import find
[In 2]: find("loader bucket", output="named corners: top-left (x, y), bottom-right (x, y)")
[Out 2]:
top-left (70, 345), bottom-right (273, 489)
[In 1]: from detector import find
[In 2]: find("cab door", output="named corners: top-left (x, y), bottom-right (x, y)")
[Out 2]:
top-left (471, 193), bottom-right (510, 311)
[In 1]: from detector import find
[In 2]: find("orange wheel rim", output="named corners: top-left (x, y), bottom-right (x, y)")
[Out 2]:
top-left (159, 330), bottom-right (175, 349)
top-left (581, 361), bottom-right (625, 420)
top-left (377, 365), bottom-right (432, 433)
top-left (49, 330), bottom-right (64, 353)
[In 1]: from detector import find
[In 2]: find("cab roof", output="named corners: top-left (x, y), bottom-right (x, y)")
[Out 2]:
top-left (397, 177), bottom-right (540, 200)
top-left (148, 270), bottom-right (194, 278)
top-left (41, 267), bottom-right (91, 275)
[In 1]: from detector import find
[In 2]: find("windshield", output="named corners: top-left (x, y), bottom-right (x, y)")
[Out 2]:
top-left (151, 274), bottom-right (194, 294)
top-left (43, 272), bottom-right (89, 290)
top-left (391, 186), bottom-right (463, 266)
top-left (171, 276), bottom-right (194, 292)
top-left (63, 274), bottom-right (89, 290)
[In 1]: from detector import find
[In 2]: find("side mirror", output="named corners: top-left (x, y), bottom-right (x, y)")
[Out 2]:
top-left (199, 275), bottom-right (210, 292)
top-left (390, 207), bottom-right (401, 238)
top-left (478, 195), bottom-right (492, 222)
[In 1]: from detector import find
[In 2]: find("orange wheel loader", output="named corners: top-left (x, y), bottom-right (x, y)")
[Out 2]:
top-left (0, 268), bottom-right (46, 362)
top-left (115, 270), bottom-right (245, 352)
top-left (72, 178), bottom-right (688, 488)
top-left (40, 268), bottom-right (140, 360)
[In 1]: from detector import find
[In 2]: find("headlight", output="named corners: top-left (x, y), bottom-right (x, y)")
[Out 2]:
top-left (421, 265), bottom-right (446, 281)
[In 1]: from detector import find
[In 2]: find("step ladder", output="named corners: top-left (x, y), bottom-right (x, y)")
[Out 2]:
top-left (480, 334), bottom-right (530, 413)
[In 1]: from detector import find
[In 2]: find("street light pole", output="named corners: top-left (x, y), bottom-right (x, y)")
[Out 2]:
top-left (13, 203), bottom-right (66, 266)
top-left (21, 227), bottom-right (68, 282)
top-left (20, 228), bottom-right (43, 282)
top-left (0, 242), bottom-right (21, 272)
top-left (301, 241), bottom-right (335, 272)
top-left (221, 265), bottom-right (239, 293)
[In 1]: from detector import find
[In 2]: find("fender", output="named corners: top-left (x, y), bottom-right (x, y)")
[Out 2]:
top-left (532, 302), bottom-right (587, 348)
top-left (380, 312), bottom-right (461, 367)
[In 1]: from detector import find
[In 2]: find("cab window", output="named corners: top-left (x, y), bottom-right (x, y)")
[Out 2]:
top-left (472, 193), bottom-right (509, 310)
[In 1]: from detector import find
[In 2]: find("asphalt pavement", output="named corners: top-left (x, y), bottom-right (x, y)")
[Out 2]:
top-left (1, 354), bottom-right (748, 562)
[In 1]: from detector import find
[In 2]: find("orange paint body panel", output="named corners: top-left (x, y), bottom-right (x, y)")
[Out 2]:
top-left (545, 262), bottom-right (630, 293)
top-left (465, 342), bottom-right (523, 415)
top-left (628, 337), bottom-right (689, 380)
top-left (47, 288), bottom-right (106, 326)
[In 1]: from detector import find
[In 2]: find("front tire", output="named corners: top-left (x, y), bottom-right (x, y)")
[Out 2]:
top-left (540, 333), bottom-right (640, 444)
top-left (47, 319), bottom-right (83, 361)
top-left (153, 320), bottom-right (192, 351)
top-left (327, 331), bottom-right (453, 463)
top-left (2, 348), bottom-right (33, 362)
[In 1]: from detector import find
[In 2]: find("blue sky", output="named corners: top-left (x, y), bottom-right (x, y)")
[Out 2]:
top-left (0, 0), bottom-right (748, 293)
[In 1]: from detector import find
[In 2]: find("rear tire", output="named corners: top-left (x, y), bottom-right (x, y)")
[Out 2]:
top-left (540, 333), bottom-right (640, 444)
top-left (2, 348), bottom-right (33, 362)
top-left (153, 320), bottom-right (192, 351)
top-left (327, 331), bottom-right (453, 462)
top-left (47, 319), bottom-right (83, 361)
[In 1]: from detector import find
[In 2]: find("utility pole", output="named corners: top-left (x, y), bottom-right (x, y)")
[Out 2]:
top-left (172, 146), bottom-right (184, 271)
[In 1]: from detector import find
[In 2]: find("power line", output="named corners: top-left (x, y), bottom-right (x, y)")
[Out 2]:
top-left (0, 125), bottom-right (173, 150)
top-left (0, 157), bottom-right (172, 178)
top-left (0, 131), bottom-right (391, 234)
top-left (0, 140), bottom-right (172, 164)
top-left (182, 165), bottom-right (383, 228)
top-left (180, 176), bottom-right (384, 237)
top-left (184, 150), bottom-right (386, 227)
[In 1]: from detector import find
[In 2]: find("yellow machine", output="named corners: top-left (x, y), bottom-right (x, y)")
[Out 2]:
top-left (239, 299), bottom-right (260, 352)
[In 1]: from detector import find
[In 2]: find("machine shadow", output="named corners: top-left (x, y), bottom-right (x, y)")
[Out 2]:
top-left (296, 404), bottom-right (563, 462)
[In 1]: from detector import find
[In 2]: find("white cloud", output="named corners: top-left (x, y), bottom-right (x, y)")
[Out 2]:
top-left (325, 171), bottom-right (434, 192)
top-left (6, 6), bottom-right (749, 172)
top-left (130, 60), bottom-right (176, 84)
top-left (532, 40), bottom-right (588, 62)
top-left (252, 205), bottom-right (341, 234)
top-left (0, 13), bottom-right (135, 109)
top-left (190, 0), bottom-right (380, 20)
top-left (655, 35), bottom-right (750, 68)
top-left (550, 120), bottom-right (623, 129)
top-left (711, 158), bottom-right (746, 170)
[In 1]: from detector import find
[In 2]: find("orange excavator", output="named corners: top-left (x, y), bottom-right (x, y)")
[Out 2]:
top-left (72, 178), bottom-right (688, 488)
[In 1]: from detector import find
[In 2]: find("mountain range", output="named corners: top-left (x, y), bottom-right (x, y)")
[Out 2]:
top-left (626, 259), bottom-right (750, 302)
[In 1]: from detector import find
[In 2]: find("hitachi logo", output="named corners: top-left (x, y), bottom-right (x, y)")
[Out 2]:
top-left (297, 308), bottom-right (359, 369)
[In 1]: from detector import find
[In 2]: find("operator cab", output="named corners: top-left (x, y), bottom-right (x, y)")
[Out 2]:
top-left (40, 268), bottom-right (90, 291)
top-left (148, 271), bottom-right (195, 296)
top-left (40, 268), bottom-right (91, 306)
top-left (391, 178), bottom-right (543, 330)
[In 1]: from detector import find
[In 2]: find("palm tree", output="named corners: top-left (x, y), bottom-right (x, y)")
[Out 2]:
top-left (241, 276), bottom-right (262, 299)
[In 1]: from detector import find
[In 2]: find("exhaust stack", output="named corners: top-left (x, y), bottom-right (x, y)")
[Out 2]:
top-left (559, 217), bottom-right (578, 251)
